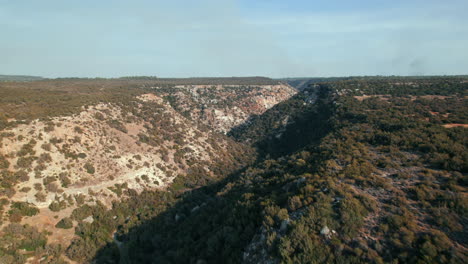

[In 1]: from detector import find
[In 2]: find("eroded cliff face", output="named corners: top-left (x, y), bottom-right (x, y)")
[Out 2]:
top-left (152, 83), bottom-right (297, 134)
top-left (0, 81), bottom-right (295, 252)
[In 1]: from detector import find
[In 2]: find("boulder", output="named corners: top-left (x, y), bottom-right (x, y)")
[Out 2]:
top-left (320, 226), bottom-right (330, 236)
top-left (83, 215), bottom-right (94, 224)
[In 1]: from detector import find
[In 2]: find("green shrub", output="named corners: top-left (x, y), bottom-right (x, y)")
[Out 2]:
top-left (16, 156), bottom-right (35, 168)
top-left (0, 155), bottom-right (9, 169)
top-left (49, 200), bottom-right (67, 212)
top-left (56, 217), bottom-right (74, 229)
top-left (9, 202), bottom-right (39, 217)
top-left (84, 163), bottom-right (95, 174)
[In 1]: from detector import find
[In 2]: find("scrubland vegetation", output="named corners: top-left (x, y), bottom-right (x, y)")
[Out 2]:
top-left (0, 77), bottom-right (466, 263)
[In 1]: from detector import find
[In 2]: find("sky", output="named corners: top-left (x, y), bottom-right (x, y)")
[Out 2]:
top-left (1, 0), bottom-right (467, 78)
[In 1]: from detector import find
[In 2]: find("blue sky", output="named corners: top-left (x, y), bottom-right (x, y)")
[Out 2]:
top-left (1, 0), bottom-right (467, 77)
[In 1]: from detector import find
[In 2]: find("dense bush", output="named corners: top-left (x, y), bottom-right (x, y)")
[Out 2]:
top-left (8, 202), bottom-right (39, 219)
top-left (84, 163), bottom-right (95, 174)
top-left (56, 217), bottom-right (74, 229)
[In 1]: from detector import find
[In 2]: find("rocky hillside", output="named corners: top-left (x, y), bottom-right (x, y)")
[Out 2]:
top-left (152, 83), bottom-right (296, 133)
top-left (1, 95), bottom-right (246, 203)
top-left (0, 78), bottom-right (295, 263)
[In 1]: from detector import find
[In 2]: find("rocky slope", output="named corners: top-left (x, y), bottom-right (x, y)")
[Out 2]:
top-left (151, 83), bottom-right (296, 134)
top-left (0, 94), bottom-right (248, 248)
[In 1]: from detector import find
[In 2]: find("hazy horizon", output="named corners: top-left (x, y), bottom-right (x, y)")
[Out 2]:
top-left (2, 74), bottom-right (468, 80)
top-left (1, 0), bottom-right (467, 78)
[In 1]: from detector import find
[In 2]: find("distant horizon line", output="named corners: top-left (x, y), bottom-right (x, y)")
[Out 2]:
top-left (1, 74), bottom-right (468, 80)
